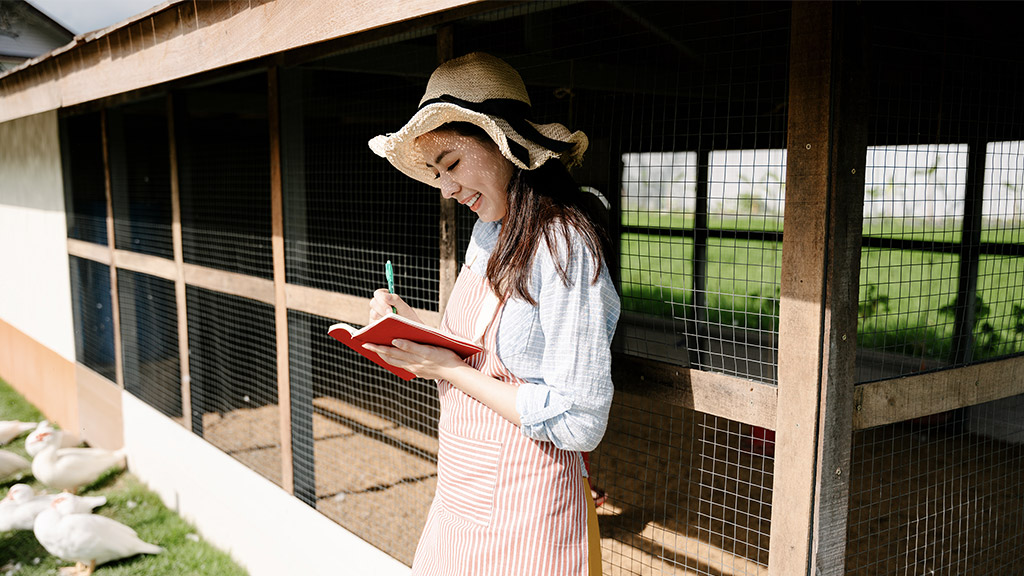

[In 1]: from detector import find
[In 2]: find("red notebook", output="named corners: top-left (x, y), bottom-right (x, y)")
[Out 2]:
top-left (328, 314), bottom-right (483, 381)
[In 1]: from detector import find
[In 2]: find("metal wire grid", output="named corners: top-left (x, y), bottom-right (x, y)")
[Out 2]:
top-left (176, 72), bottom-right (273, 280)
top-left (856, 10), bottom-right (1024, 382)
top-left (857, 144), bottom-right (967, 380)
top-left (60, 112), bottom-right (108, 245)
top-left (701, 149), bottom-right (784, 383)
top-left (68, 256), bottom-right (116, 382)
top-left (107, 98), bottom-right (174, 260)
top-left (464, 1), bottom-right (790, 384)
top-left (289, 310), bottom-right (438, 565)
top-left (589, 392), bottom-right (772, 576)
top-left (845, 396), bottom-right (1024, 575)
top-left (281, 37), bottom-right (443, 313)
top-left (117, 269), bottom-right (182, 421)
top-left (978, 140), bottom-right (1024, 360)
top-left (185, 286), bottom-right (280, 486)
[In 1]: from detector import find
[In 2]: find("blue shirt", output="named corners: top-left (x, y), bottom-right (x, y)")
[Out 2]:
top-left (465, 220), bottom-right (620, 453)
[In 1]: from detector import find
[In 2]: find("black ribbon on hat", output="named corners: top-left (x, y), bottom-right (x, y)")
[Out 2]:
top-left (420, 95), bottom-right (574, 166)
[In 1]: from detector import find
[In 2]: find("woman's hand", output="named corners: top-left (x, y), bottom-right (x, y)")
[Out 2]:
top-left (362, 339), bottom-right (465, 381)
top-left (369, 288), bottom-right (423, 324)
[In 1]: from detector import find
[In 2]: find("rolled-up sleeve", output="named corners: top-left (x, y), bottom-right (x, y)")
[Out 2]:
top-left (508, 232), bottom-right (620, 452)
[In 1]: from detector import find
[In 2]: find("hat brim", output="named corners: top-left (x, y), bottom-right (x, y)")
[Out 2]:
top-left (369, 102), bottom-right (588, 188)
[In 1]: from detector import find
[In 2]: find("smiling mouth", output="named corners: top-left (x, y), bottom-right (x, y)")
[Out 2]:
top-left (463, 192), bottom-right (482, 209)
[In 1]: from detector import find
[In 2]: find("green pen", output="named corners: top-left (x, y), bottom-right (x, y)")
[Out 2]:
top-left (386, 260), bottom-right (397, 314)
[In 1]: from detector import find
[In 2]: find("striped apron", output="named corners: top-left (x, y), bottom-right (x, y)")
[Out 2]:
top-left (411, 263), bottom-right (601, 576)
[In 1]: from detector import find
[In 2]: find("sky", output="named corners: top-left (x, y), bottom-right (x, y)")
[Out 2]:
top-left (29, 0), bottom-right (167, 35)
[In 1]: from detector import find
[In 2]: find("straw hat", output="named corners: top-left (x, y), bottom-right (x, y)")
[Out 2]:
top-left (368, 52), bottom-right (588, 188)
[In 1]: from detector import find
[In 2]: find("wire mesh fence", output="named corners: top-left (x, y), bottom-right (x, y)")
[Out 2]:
top-left (289, 310), bottom-right (438, 564)
top-left (68, 255), bottom-right (116, 382)
top-left (60, 111), bottom-right (108, 246)
top-left (855, 4), bottom-right (1024, 382)
top-left (590, 392), bottom-right (772, 576)
top-left (50, 1), bottom-right (1024, 574)
top-left (846, 396), bottom-right (1024, 575)
top-left (117, 269), bottom-right (181, 420)
top-left (280, 34), bottom-right (442, 312)
top-left (108, 98), bottom-right (174, 259)
top-left (177, 72), bottom-right (273, 280)
top-left (186, 286), bottom-right (280, 485)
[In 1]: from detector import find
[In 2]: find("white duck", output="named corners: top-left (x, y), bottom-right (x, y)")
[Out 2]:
top-left (0, 484), bottom-right (106, 531)
top-left (0, 449), bottom-right (30, 478)
top-left (34, 493), bottom-right (163, 576)
top-left (31, 429), bottom-right (126, 493)
top-left (26, 421), bottom-right (82, 458)
top-left (0, 420), bottom-right (37, 445)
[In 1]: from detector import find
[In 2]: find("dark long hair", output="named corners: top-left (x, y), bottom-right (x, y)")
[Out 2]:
top-left (429, 122), bottom-right (609, 304)
top-left (490, 160), bottom-right (609, 305)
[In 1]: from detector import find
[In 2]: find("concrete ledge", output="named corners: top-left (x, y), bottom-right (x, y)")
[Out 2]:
top-left (121, 392), bottom-right (410, 576)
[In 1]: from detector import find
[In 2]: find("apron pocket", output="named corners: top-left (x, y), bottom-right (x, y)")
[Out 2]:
top-left (436, 432), bottom-right (502, 527)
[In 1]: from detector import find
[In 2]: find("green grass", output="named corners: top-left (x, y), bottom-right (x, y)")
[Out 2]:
top-left (620, 222), bottom-right (1024, 359)
top-left (0, 380), bottom-right (248, 576)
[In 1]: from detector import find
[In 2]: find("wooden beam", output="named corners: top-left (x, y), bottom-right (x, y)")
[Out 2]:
top-left (268, 66), bottom-right (295, 494)
top-left (854, 355), bottom-right (1024, 429)
top-left (770, 3), bottom-right (866, 575)
top-left (67, 238), bottom-right (111, 264)
top-left (437, 24), bottom-right (458, 320)
top-left (0, 0), bottom-right (484, 123)
top-left (168, 93), bottom-right (193, 433)
top-left (286, 283), bottom-right (442, 329)
top-left (112, 249), bottom-right (177, 281)
top-left (612, 355), bottom-right (777, 429)
top-left (182, 263), bottom-right (275, 305)
top-left (100, 110), bottom-right (124, 390)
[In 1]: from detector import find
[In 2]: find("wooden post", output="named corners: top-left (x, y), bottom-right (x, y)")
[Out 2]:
top-left (437, 24), bottom-right (458, 320)
top-left (692, 148), bottom-right (711, 366)
top-left (100, 110), bottom-right (124, 390)
top-left (770, 2), bottom-right (865, 574)
top-left (168, 93), bottom-right (193, 432)
top-left (952, 141), bottom-right (987, 364)
top-left (268, 66), bottom-right (295, 494)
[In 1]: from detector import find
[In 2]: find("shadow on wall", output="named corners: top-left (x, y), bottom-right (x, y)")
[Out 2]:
top-left (0, 111), bottom-right (65, 212)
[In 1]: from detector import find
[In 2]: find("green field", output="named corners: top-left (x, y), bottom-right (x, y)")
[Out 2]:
top-left (619, 217), bottom-right (1024, 360)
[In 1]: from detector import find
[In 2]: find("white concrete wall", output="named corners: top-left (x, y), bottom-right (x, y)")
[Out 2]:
top-left (0, 111), bottom-right (75, 361)
top-left (122, 393), bottom-right (411, 576)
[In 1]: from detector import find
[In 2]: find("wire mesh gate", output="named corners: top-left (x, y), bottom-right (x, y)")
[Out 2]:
top-left (56, 1), bottom-right (1024, 574)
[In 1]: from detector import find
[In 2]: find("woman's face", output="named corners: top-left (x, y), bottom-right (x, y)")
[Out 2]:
top-left (416, 129), bottom-right (514, 222)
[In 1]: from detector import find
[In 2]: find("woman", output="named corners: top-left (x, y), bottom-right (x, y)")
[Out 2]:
top-left (364, 52), bottom-right (619, 575)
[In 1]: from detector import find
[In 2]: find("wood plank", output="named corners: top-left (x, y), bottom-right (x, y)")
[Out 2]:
top-left (183, 263), bottom-right (275, 304)
top-left (268, 66), bottom-right (295, 494)
top-left (168, 93), bottom-right (192, 433)
top-left (854, 356), bottom-right (1024, 430)
top-left (769, 3), bottom-right (866, 574)
top-left (286, 283), bottom-right (441, 328)
top-left (0, 0), bottom-right (484, 123)
top-left (612, 355), bottom-right (777, 429)
top-left (112, 249), bottom-right (177, 280)
top-left (436, 25), bottom-right (458, 320)
top-left (101, 110), bottom-right (124, 389)
top-left (66, 238), bottom-right (111, 264)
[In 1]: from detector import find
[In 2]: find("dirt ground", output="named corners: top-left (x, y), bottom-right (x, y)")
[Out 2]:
top-left (199, 392), bottom-right (1022, 575)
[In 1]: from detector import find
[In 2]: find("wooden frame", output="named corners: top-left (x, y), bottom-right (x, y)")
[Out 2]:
top-left (854, 356), bottom-right (1024, 430)
top-left (168, 93), bottom-right (193, 434)
top-left (100, 109), bottom-right (124, 390)
top-left (0, 0), bottom-right (486, 123)
top-left (769, 3), bottom-right (866, 574)
top-left (46, 3), bottom-right (1024, 574)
